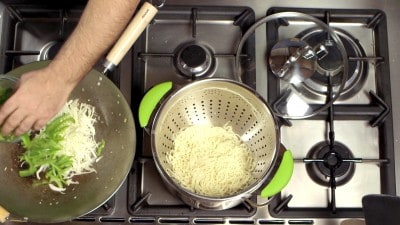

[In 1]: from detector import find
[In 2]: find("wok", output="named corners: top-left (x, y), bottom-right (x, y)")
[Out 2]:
top-left (0, 2), bottom-right (158, 223)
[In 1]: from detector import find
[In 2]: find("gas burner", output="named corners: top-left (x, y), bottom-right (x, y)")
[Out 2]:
top-left (295, 28), bottom-right (367, 100)
top-left (306, 142), bottom-right (355, 186)
top-left (39, 41), bottom-right (63, 61)
top-left (174, 43), bottom-right (215, 78)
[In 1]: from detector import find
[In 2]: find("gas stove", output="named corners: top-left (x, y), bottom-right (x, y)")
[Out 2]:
top-left (264, 7), bottom-right (395, 220)
top-left (1, 1), bottom-right (400, 225)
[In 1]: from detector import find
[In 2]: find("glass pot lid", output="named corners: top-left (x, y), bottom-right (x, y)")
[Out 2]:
top-left (235, 12), bottom-right (349, 119)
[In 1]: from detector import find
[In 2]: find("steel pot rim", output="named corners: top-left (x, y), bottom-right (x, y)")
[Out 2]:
top-left (149, 78), bottom-right (282, 204)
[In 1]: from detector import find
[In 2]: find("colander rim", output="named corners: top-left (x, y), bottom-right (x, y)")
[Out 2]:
top-left (150, 78), bottom-right (282, 200)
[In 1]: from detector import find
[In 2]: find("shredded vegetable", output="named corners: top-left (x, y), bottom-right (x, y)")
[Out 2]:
top-left (18, 99), bottom-right (105, 192)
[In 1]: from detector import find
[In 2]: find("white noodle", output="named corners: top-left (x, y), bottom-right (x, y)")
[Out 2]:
top-left (166, 124), bottom-right (255, 197)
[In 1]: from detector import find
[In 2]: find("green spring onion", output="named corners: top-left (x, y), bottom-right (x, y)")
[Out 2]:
top-left (18, 113), bottom-right (75, 190)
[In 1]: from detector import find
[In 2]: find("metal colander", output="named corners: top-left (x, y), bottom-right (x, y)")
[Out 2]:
top-left (150, 79), bottom-right (280, 208)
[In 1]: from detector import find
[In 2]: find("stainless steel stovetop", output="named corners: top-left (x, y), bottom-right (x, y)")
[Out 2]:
top-left (1, 1), bottom-right (400, 225)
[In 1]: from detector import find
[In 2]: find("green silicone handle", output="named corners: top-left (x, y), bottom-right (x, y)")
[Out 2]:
top-left (260, 150), bottom-right (294, 198)
top-left (138, 81), bottom-right (173, 127)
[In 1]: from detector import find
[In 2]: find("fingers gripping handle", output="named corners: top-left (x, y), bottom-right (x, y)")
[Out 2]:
top-left (103, 2), bottom-right (158, 72)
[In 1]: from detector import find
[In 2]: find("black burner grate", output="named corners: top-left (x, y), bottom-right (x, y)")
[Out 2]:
top-left (266, 7), bottom-right (395, 219)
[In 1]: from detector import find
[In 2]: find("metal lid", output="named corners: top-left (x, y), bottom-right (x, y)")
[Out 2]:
top-left (235, 12), bottom-right (349, 119)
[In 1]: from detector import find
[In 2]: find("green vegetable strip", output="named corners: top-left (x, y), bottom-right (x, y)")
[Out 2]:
top-left (19, 113), bottom-right (75, 190)
top-left (0, 133), bottom-right (17, 142)
top-left (96, 139), bottom-right (106, 157)
top-left (0, 87), bottom-right (13, 105)
top-left (0, 87), bottom-right (18, 142)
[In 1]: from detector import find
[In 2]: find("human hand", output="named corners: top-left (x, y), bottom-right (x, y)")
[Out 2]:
top-left (0, 67), bottom-right (75, 136)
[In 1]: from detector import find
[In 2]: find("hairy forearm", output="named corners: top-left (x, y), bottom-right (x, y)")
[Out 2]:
top-left (0, 0), bottom-right (142, 135)
top-left (48, 0), bottom-right (139, 85)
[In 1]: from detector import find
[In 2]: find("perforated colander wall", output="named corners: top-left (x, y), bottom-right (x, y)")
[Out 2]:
top-left (153, 80), bottom-right (278, 191)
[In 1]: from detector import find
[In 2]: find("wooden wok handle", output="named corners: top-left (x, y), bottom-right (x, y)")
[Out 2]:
top-left (0, 205), bottom-right (9, 223)
top-left (103, 2), bottom-right (158, 72)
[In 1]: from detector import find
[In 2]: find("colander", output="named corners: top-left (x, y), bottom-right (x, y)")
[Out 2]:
top-left (139, 78), bottom-right (293, 210)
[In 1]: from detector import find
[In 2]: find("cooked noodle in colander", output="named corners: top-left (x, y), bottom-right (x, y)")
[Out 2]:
top-left (166, 124), bottom-right (255, 197)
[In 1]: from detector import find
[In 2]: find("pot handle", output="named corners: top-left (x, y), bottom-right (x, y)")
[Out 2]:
top-left (138, 81), bottom-right (173, 127)
top-left (260, 149), bottom-right (294, 198)
top-left (0, 205), bottom-right (9, 223)
top-left (0, 205), bottom-right (28, 223)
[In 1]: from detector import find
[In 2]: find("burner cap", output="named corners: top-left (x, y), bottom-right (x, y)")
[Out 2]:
top-left (295, 28), bottom-right (367, 100)
top-left (39, 41), bottom-right (63, 61)
top-left (181, 45), bottom-right (207, 68)
top-left (316, 43), bottom-right (343, 75)
top-left (306, 142), bottom-right (355, 186)
top-left (174, 44), bottom-right (214, 78)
